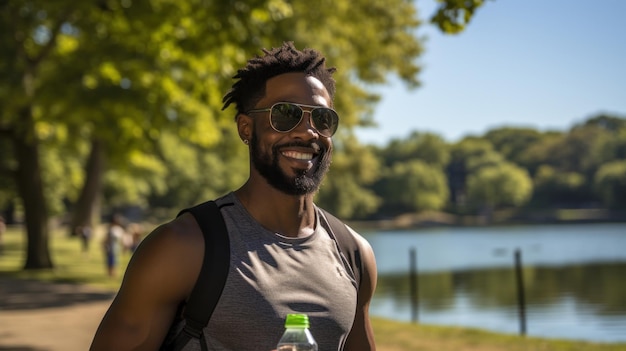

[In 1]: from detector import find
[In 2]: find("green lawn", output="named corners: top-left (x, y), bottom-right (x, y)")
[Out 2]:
top-left (372, 318), bottom-right (626, 351)
top-left (0, 225), bottom-right (130, 291)
top-left (1, 226), bottom-right (624, 351)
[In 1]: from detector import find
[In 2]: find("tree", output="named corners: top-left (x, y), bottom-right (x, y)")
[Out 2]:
top-left (466, 162), bottom-right (533, 212)
top-left (146, 127), bottom-right (249, 212)
top-left (519, 123), bottom-right (617, 206)
top-left (375, 160), bottom-right (449, 214)
top-left (378, 131), bottom-right (450, 168)
top-left (484, 127), bottom-right (543, 167)
top-left (2, 1), bottom-right (234, 268)
top-left (317, 137), bottom-right (382, 219)
top-left (371, 131), bottom-right (450, 216)
top-left (430, 0), bottom-right (491, 34)
top-left (582, 114), bottom-right (626, 133)
top-left (531, 165), bottom-right (586, 207)
top-left (594, 160), bottom-right (626, 209)
top-left (1, 0), bottom-right (428, 268)
top-left (446, 137), bottom-right (498, 208)
top-left (534, 126), bottom-right (612, 177)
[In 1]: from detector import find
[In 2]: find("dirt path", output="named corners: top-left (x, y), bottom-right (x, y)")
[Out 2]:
top-left (0, 277), bottom-right (115, 351)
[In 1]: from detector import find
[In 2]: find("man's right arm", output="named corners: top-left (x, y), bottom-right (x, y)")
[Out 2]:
top-left (90, 214), bottom-right (204, 351)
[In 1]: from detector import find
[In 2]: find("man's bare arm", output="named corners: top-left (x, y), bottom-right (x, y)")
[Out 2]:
top-left (344, 229), bottom-right (378, 351)
top-left (90, 214), bottom-right (204, 351)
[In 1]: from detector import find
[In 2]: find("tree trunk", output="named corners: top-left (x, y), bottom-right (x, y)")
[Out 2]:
top-left (68, 138), bottom-right (105, 237)
top-left (13, 106), bottom-right (53, 269)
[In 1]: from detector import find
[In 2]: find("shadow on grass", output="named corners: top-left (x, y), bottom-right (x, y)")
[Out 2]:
top-left (0, 273), bottom-right (114, 311)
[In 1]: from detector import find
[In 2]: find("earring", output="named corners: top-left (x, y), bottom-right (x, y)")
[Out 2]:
top-left (243, 139), bottom-right (249, 145)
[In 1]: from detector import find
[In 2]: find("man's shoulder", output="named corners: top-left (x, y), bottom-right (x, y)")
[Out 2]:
top-left (317, 207), bottom-right (366, 242)
top-left (316, 207), bottom-right (375, 265)
top-left (112, 214), bottom-right (206, 304)
top-left (139, 214), bottom-right (205, 262)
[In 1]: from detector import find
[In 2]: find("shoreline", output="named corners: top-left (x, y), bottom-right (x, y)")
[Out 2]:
top-left (347, 208), bottom-right (626, 231)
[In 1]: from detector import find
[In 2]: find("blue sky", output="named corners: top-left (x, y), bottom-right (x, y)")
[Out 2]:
top-left (355, 0), bottom-right (626, 145)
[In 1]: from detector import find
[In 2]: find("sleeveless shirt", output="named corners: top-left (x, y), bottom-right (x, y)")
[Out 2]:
top-left (172, 192), bottom-right (358, 351)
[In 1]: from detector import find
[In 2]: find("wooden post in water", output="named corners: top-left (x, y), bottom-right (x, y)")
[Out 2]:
top-left (514, 248), bottom-right (527, 336)
top-left (409, 248), bottom-right (419, 323)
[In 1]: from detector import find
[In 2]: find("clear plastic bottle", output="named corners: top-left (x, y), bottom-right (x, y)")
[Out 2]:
top-left (276, 313), bottom-right (318, 351)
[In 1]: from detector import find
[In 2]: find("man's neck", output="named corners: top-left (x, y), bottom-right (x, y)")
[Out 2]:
top-left (234, 182), bottom-right (317, 238)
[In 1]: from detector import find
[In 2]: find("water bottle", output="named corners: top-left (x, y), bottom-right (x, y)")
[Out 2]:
top-left (276, 313), bottom-right (318, 351)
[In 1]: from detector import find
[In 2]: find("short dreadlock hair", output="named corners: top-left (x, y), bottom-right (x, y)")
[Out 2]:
top-left (222, 42), bottom-right (337, 118)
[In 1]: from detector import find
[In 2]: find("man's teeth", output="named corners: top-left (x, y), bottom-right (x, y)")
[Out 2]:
top-left (282, 151), bottom-right (313, 160)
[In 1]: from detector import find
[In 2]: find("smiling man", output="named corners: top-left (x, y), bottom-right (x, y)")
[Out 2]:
top-left (90, 42), bottom-right (377, 351)
top-left (245, 76), bottom-right (333, 197)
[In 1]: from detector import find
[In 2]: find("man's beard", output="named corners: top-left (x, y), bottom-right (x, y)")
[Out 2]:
top-left (250, 131), bottom-right (331, 196)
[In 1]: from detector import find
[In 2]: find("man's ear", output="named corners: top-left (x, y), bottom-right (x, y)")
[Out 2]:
top-left (236, 114), bottom-right (252, 144)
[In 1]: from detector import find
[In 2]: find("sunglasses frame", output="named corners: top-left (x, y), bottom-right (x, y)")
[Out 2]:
top-left (246, 102), bottom-right (339, 137)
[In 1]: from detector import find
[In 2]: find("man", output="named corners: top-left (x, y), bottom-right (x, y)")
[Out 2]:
top-left (90, 42), bottom-right (377, 351)
top-left (102, 214), bottom-right (125, 277)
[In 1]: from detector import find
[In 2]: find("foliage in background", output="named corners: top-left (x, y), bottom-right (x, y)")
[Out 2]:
top-left (316, 136), bottom-right (382, 219)
top-left (594, 160), bottom-right (626, 209)
top-left (466, 162), bottom-right (533, 210)
top-left (431, 0), bottom-right (491, 34)
top-left (5, 0), bottom-right (625, 268)
top-left (1, 0), bottom-right (438, 268)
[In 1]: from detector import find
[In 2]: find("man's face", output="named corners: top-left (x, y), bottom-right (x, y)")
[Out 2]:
top-left (246, 73), bottom-right (334, 195)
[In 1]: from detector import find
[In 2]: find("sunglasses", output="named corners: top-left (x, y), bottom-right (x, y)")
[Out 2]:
top-left (246, 102), bottom-right (339, 137)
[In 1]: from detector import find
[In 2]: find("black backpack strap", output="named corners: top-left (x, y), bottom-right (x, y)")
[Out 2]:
top-left (318, 209), bottom-right (362, 289)
top-left (163, 201), bottom-right (230, 351)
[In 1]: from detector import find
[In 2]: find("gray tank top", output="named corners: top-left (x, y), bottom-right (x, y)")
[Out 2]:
top-left (182, 192), bottom-right (358, 351)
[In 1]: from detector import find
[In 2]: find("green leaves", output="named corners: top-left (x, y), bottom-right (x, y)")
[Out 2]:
top-left (386, 160), bottom-right (450, 212)
top-left (431, 0), bottom-right (489, 34)
top-left (466, 162), bottom-right (533, 208)
top-left (594, 160), bottom-right (626, 208)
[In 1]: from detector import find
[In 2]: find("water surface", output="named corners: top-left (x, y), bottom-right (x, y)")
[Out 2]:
top-left (362, 223), bottom-right (626, 343)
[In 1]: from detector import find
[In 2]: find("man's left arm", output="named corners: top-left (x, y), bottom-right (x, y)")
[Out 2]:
top-left (344, 229), bottom-right (378, 351)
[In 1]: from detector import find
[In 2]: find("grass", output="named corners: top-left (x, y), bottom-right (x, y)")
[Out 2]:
top-left (0, 225), bottom-right (130, 291)
top-left (1, 226), bottom-right (625, 351)
top-left (371, 318), bottom-right (626, 351)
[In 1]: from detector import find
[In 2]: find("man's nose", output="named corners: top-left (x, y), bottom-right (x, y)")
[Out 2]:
top-left (291, 110), bottom-right (319, 137)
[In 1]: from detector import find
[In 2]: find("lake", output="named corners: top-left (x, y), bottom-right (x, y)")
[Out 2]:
top-left (361, 222), bottom-right (626, 343)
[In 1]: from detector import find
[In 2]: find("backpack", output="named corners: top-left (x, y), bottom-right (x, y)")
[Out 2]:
top-left (161, 200), bottom-right (363, 351)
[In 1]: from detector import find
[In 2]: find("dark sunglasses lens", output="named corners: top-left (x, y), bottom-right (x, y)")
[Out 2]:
top-left (312, 108), bottom-right (339, 136)
top-left (271, 103), bottom-right (302, 132)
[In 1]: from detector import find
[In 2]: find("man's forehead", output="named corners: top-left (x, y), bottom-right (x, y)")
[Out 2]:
top-left (263, 73), bottom-right (331, 106)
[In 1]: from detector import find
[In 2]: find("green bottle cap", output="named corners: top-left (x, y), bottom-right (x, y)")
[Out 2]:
top-left (284, 313), bottom-right (310, 328)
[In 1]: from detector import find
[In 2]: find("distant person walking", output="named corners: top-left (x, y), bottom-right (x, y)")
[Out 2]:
top-left (76, 225), bottom-right (93, 254)
top-left (0, 216), bottom-right (5, 255)
top-left (103, 214), bottom-right (125, 278)
top-left (126, 223), bottom-right (144, 253)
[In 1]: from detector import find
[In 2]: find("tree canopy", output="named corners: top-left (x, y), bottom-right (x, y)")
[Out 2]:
top-left (5, 0), bottom-right (471, 268)
top-left (4, 0), bottom-right (625, 272)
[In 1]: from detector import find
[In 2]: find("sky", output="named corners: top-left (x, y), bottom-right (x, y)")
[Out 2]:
top-left (355, 0), bottom-right (626, 145)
